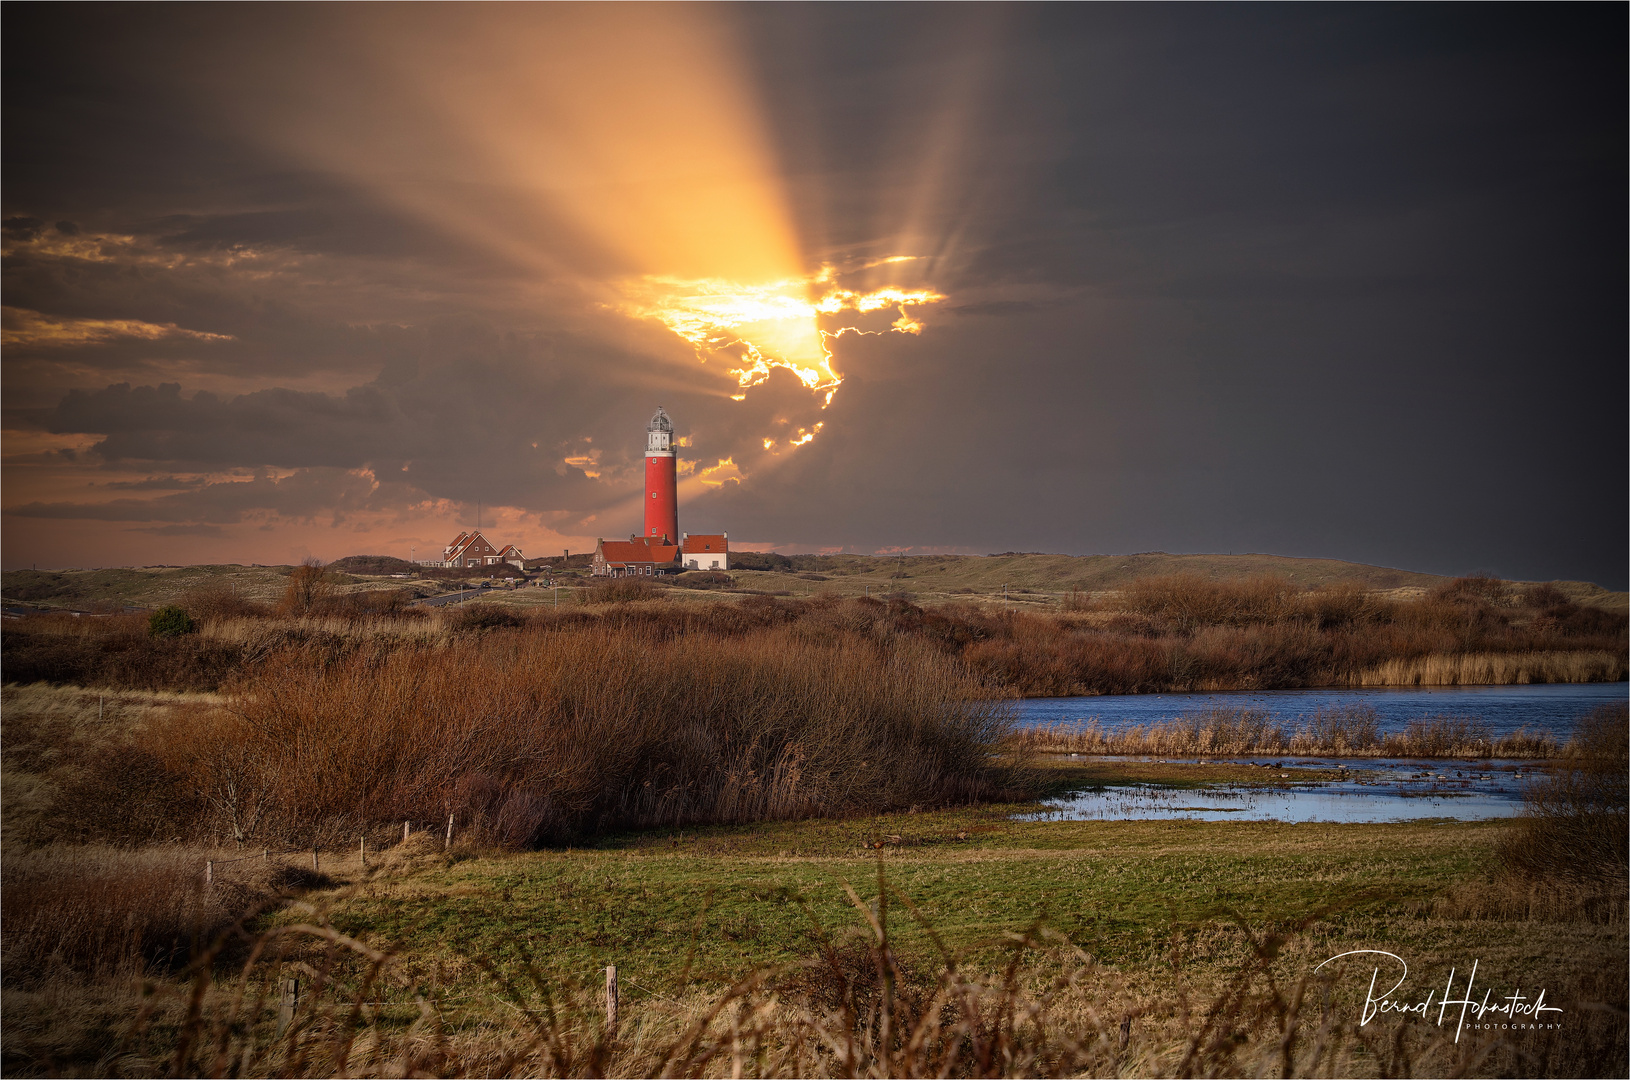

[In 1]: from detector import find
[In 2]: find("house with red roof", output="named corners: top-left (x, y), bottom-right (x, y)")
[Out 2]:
top-left (681, 532), bottom-right (728, 571)
top-left (421, 530), bottom-right (525, 569)
top-left (592, 535), bottom-right (680, 577)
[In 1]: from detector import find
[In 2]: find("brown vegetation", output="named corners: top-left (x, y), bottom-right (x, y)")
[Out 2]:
top-left (6, 867), bottom-right (1623, 1078)
top-left (5, 573), bottom-right (1623, 697)
top-left (1500, 703), bottom-right (1628, 882)
top-left (31, 626), bottom-right (1016, 850)
top-left (1012, 706), bottom-right (1563, 759)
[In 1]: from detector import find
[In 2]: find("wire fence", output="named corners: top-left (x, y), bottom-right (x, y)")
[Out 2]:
top-left (202, 817), bottom-right (458, 884)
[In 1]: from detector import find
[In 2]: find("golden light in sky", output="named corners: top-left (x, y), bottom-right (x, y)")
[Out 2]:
top-left (616, 267), bottom-right (945, 421)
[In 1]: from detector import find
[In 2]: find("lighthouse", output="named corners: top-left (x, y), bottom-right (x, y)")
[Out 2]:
top-left (644, 406), bottom-right (678, 542)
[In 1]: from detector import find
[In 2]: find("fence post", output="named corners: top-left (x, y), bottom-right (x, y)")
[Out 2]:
top-left (205, 859), bottom-right (214, 887)
top-left (277, 977), bottom-right (299, 1036)
top-left (360, 836), bottom-right (367, 868)
top-left (263, 847), bottom-right (269, 865)
top-left (605, 965), bottom-right (619, 1038)
top-left (445, 813), bottom-right (454, 850)
top-left (403, 820), bottom-right (410, 844)
top-left (312, 845), bottom-right (319, 873)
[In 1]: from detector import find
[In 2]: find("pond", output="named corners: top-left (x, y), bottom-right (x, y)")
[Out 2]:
top-left (1015, 682), bottom-right (1625, 741)
top-left (1022, 758), bottom-right (1542, 824)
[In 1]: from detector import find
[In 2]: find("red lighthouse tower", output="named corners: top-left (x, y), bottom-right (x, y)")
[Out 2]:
top-left (644, 406), bottom-right (678, 542)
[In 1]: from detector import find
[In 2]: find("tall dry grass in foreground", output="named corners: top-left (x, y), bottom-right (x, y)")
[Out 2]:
top-left (7, 867), bottom-right (1622, 1079)
top-left (0, 846), bottom-right (312, 984)
top-left (1012, 705), bottom-right (1563, 758)
top-left (137, 626), bottom-right (1018, 849)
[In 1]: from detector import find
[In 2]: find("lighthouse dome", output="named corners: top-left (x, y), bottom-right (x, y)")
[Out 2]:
top-left (648, 406), bottom-right (673, 434)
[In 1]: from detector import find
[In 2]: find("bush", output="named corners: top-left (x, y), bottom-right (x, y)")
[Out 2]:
top-left (147, 605), bottom-right (196, 637)
top-left (1501, 703), bottom-right (1629, 882)
top-left (729, 550), bottom-right (795, 572)
top-left (449, 602), bottom-right (528, 631)
top-left (583, 576), bottom-right (665, 604)
top-left (158, 627), bottom-right (1019, 847)
top-left (276, 558), bottom-right (336, 616)
top-left (671, 570), bottom-right (735, 590)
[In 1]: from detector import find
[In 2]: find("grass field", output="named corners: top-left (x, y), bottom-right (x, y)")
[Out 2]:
top-left (6, 805), bottom-right (1622, 1076)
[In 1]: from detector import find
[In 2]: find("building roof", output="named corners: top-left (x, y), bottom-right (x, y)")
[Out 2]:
top-left (684, 534), bottom-right (728, 552)
top-left (598, 538), bottom-right (679, 565)
top-left (648, 406), bottom-right (673, 433)
top-left (446, 530), bottom-right (500, 560)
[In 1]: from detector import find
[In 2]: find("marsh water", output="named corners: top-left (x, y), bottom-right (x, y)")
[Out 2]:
top-left (1024, 758), bottom-right (1540, 824)
top-left (1015, 682), bottom-right (1625, 740)
top-left (1016, 683), bottom-right (1624, 823)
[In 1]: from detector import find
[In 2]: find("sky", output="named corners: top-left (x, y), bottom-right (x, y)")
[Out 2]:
top-left (3, 4), bottom-right (1625, 587)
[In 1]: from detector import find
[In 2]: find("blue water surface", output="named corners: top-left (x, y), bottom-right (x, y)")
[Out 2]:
top-left (1015, 683), bottom-right (1626, 740)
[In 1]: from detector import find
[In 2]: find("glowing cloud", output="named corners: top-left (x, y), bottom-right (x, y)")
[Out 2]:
top-left (2, 306), bottom-right (235, 349)
top-left (697, 457), bottom-right (745, 486)
top-left (616, 267), bottom-right (944, 404)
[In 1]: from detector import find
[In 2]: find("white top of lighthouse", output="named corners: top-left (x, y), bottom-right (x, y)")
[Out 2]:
top-left (646, 406), bottom-right (674, 455)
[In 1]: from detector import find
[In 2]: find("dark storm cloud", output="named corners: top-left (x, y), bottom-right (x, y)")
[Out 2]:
top-left (2, 4), bottom-right (1624, 585)
top-left (11, 467), bottom-right (423, 525)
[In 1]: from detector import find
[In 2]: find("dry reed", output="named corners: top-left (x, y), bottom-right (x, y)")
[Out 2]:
top-left (1357, 650), bottom-right (1627, 686)
top-left (1011, 705), bottom-right (1563, 759)
top-left (141, 625), bottom-right (1019, 848)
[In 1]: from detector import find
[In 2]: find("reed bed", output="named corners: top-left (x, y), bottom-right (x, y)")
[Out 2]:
top-left (1011, 705), bottom-right (1563, 758)
top-left (126, 625), bottom-right (1019, 849)
top-left (1357, 650), bottom-right (1627, 686)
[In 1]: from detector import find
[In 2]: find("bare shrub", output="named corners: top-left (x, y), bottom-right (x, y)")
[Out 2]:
top-left (448, 602), bottom-right (528, 631)
top-left (179, 582), bottom-right (271, 621)
top-left (1501, 703), bottom-right (1629, 884)
top-left (1123, 574), bottom-right (1300, 631)
top-left (155, 627), bottom-right (1018, 847)
top-left (275, 559), bottom-right (336, 617)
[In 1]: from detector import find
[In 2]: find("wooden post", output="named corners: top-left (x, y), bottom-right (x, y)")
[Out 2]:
top-left (312, 845), bottom-right (319, 873)
top-left (263, 847), bottom-right (270, 865)
top-left (359, 836), bottom-right (367, 868)
top-left (205, 859), bottom-right (214, 887)
top-left (445, 813), bottom-right (454, 850)
top-left (605, 965), bottom-right (618, 1038)
top-left (403, 820), bottom-right (410, 843)
top-left (277, 977), bottom-right (299, 1036)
